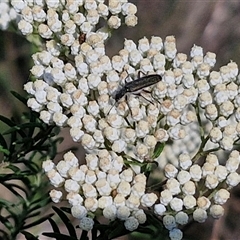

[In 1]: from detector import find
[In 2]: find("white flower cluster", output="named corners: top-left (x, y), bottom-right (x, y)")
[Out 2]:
top-left (13, 1), bottom-right (240, 238)
top-left (11, 0), bottom-right (137, 36)
top-left (154, 151), bottom-right (240, 239)
top-left (42, 150), bottom-right (157, 231)
top-left (0, 1), bottom-right (17, 30)
top-left (24, 31), bottom-right (240, 238)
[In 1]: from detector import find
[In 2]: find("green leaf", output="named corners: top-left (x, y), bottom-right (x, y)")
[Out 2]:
top-left (11, 91), bottom-right (27, 105)
top-left (0, 115), bottom-right (16, 127)
top-left (30, 193), bottom-right (51, 207)
top-left (18, 159), bottom-right (39, 173)
top-left (107, 221), bottom-right (129, 239)
top-left (0, 145), bottom-right (10, 155)
top-left (3, 126), bottom-right (27, 138)
top-left (52, 206), bottom-right (77, 239)
top-left (23, 213), bottom-right (54, 229)
top-left (5, 164), bottom-right (21, 172)
top-left (0, 213), bottom-right (12, 229)
top-left (42, 232), bottom-right (77, 240)
top-left (21, 230), bottom-right (39, 240)
top-left (0, 229), bottom-right (9, 240)
top-left (0, 133), bottom-right (7, 149)
top-left (152, 142), bottom-right (165, 159)
top-left (2, 182), bottom-right (28, 198)
top-left (48, 217), bottom-right (60, 234)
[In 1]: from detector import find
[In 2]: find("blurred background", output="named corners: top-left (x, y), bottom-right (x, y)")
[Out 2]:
top-left (1, 0), bottom-right (240, 239)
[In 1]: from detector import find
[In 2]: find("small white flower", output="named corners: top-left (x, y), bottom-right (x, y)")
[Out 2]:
top-left (165, 164), bottom-right (178, 179)
top-left (140, 193), bottom-right (158, 207)
top-left (117, 206), bottom-right (131, 220)
top-left (117, 181), bottom-right (131, 197)
top-left (226, 172), bottom-right (240, 188)
top-left (177, 170), bottom-right (191, 185)
top-left (84, 197), bottom-right (98, 212)
top-left (175, 211), bottom-right (188, 225)
top-left (71, 205), bottom-right (87, 219)
top-left (192, 208), bottom-right (207, 223)
top-left (64, 179), bottom-right (80, 193)
top-left (79, 217), bottom-right (94, 231)
top-left (108, 15), bottom-right (121, 29)
top-left (82, 183), bottom-right (97, 198)
top-left (42, 159), bottom-right (55, 172)
top-left (98, 196), bottom-right (113, 209)
top-left (47, 169), bottom-right (65, 187)
top-left (166, 178), bottom-right (181, 195)
top-left (163, 215), bottom-right (176, 230)
top-left (124, 217), bottom-right (139, 231)
top-left (67, 192), bottom-right (84, 206)
top-left (169, 228), bottom-right (183, 240)
top-left (197, 196), bottom-right (211, 210)
top-left (189, 164), bottom-right (202, 181)
top-left (183, 195), bottom-right (196, 209)
top-left (18, 19), bottom-right (33, 35)
top-left (170, 197), bottom-right (183, 212)
top-left (214, 189), bottom-right (230, 205)
top-left (49, 189), bottom-right (62, 203)
top-left (154, 203), bottom-right (166, 216)
top-left (182, 181), bottom-right (195, 195)
top-left (209, 205), bottom-right (224, 219)
top-left (103, 205), bottom-right (117, 220)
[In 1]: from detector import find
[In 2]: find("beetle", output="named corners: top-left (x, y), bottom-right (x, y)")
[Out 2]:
top-left (113, 73), bottom-right (162, 102)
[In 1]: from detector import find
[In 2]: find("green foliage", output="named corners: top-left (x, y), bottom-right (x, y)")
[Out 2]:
top-left (42, 207), bottom-right (167, 240)
top-left (0, 92), bottom-right (61, 240)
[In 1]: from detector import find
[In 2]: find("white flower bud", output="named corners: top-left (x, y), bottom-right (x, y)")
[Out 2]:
top-left (226, 172), bottom-right (240, 188)
top-left (141, 193), bottom-right (158, 207)
top-left (197, 196), bottom-right (211, 210)
top-left (117, 181), bottom-right (131, 197)
top-left (209, 127), bottom-right (222, 143)
top-left (132, 209), bottom-right (146, 224)
top-left (214, 189), bottom-right (230, 205)
top-left (182, 181), bottom-right (195, 195)
top-left (169, 228), bottom-right (183, 240)
top-left (71, 205), bottom-right (87, 219)
top-left (183, 195), bottom-right (196, 209)
top-left (154, 204), bottom-right (166, 216)
top-left (103, 205), bottom-right (117, 220)
top-left (47, 169), bottom-right (65, 187)
top-left (67, 192), bottom-right (83, 206)
top-left (166, 178), bottom-right (181, 195)
top-left (124, 217), bottom-right (139, 231)
top-left (179, 153), bottom-right (192, 170)
top-left (117, 206), bottom-right (130, 220)
top-left (205, 174), bottom-right (219, 189)
top-left (209, 205), bottom-right (224, 219)
top-left (163, 215), bottom-right (176, 230)
top-left (82, 183), bottom-right (97, 198)
top-left (214, 165), bottom-right (228, 182)
top-left (84, 197), bottom-right (98, 212)
top-left (95, 179), bottom-right (112, 196)
top-left (170, 197), bottom-right (183, 212)
top-left (108, 15), bottom-right (121, 29)
top-left (49, 189), bottom-right (62, 203)
top-left (175, 211), bottom-right (188, 225)
top-left (177, 170), bottom-right (191, 185)
top-left (64, 179), bottom-right (80, 193)
top-left (79, 217), bottom-right (94, 231)
top-left (189, 164), bottom-right (202, 181)
top-left (42, 159), bottom-right (55, 172)
top-left (126, 194), bottom-right (140, 209)
top-left (165, 164), bottom-right (178, 179)
top-left (193, 208), bottom-right (207, 223)
top-left (98, 196), bottom-right (113, 209)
